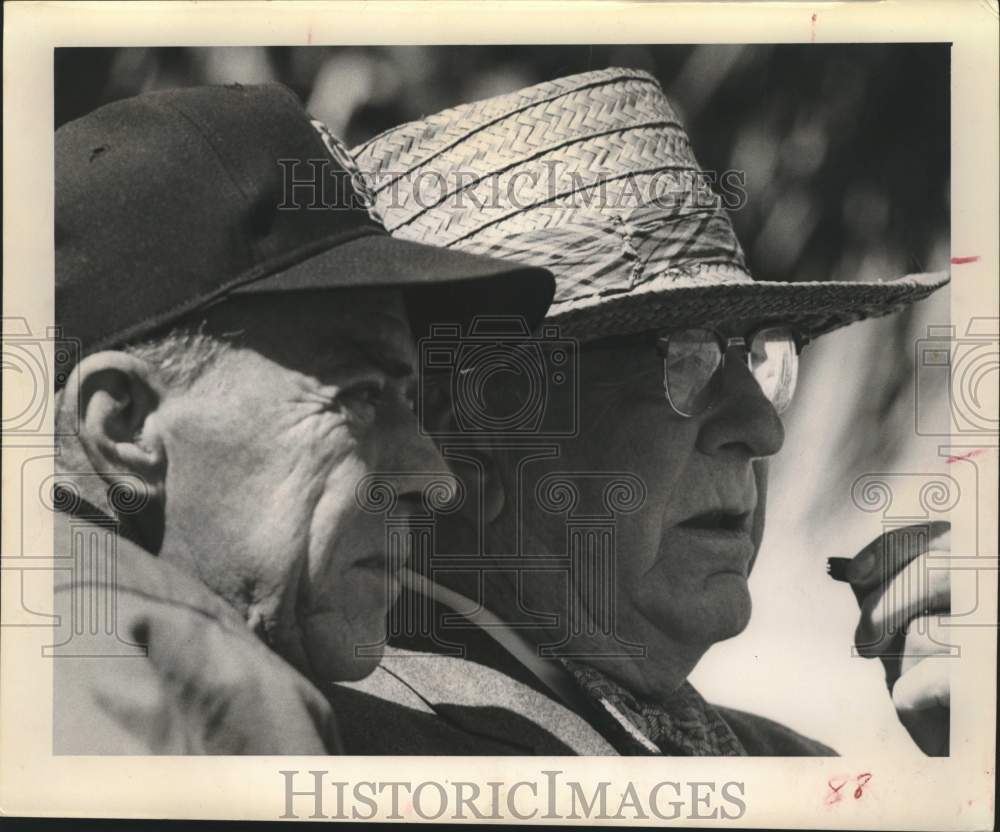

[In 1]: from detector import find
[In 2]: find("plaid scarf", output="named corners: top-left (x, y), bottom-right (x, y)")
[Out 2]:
top-left (561, 659), bottom-right (746, 756)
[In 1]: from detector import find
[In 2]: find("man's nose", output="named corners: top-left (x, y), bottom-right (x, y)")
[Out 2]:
top-left (695, 354), bottom-right (785, 459)
top-left (378, 402), bottom-right (462, 513)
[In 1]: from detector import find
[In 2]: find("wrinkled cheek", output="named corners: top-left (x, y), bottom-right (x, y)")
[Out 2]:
top-left (303, 469), bottom-right (366, 587)
top-left (617, 512), bottom-right (667, 584)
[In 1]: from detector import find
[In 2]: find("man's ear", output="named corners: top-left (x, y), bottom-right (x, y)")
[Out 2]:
top-left (59, 351), bottom-right (168, 505)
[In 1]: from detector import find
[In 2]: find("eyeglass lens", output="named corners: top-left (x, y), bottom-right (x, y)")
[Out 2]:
top-left (662, 326), bottom-right (799, 416)
top-left (662, 329), bottom-right (725, 416)
top-left (748, 326), bottom-right (799, 414)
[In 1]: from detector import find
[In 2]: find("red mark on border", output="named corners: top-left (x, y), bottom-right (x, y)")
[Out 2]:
top-left (826, 773), bottom-right (872, 805)
top-left (951, 256), bottom-right (980, 265)
top-left (947, 448), bottom-right (985, 464)
top-left (825, 777), bottom-right (847, 805)
top-left (811, 13), bottom-right (818, 42)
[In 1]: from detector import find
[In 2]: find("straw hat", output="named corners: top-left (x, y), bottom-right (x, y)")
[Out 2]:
top-left (353, 67), bottom-right (948, 342)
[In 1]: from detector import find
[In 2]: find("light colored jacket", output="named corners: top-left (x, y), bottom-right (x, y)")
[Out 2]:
top-left (52, 512), bottom-right (340, 754)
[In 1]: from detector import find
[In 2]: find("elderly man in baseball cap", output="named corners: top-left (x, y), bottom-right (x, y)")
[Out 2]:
top-left (329, 68), bottom-right (950, 756)
top-left (51, 82), bottom-right (553, 754)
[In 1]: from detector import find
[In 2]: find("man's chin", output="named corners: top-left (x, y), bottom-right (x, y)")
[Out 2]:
top-left (301, 613), bottom-right (385, 682)
top-left (651, 577), bottom-right (752, 647)
top-left (323, 651), bottom-right (382, 682)
top-left (703, 573), bottom-right (753, 639)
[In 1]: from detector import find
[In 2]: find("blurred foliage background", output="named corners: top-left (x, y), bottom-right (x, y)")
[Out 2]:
top-left (56, 45), bottom-right (959, 754)
top-left (55, 44), bottom-right (950, 294)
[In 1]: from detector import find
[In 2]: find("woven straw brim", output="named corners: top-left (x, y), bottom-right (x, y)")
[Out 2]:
top-left (353, 66), bottom-right (950, 342)
top-left (548, 270), bottom-right (949, 341)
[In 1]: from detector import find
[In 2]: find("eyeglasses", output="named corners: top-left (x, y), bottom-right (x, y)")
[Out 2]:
top-left (655, 325), bottom-right (808, 418)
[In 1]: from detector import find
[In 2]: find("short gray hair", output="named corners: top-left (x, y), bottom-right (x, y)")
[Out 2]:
top-left (54, 323), bottom-right (236, 445)
top-left (122, 322), bottom-right (236, 388)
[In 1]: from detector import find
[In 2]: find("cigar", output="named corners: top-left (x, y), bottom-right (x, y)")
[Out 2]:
top-left (826, 557), bottom-right (851, 582)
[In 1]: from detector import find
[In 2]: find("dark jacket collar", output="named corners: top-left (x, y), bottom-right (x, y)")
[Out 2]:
top-left (386, 578), bottom-right (653, 755)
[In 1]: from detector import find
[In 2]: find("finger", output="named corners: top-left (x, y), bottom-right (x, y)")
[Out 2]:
top-left (893, 653), bottom-right (950, 710)
top-left (897, 704), bottom-right (950, 756)
top-left (855, 555), bottom-right (951, 656)
top-left (871, 616), bottom-right (956, 688)
top-left (892, 659), bottom-right (950, 756)
top-left (845, 520), bottom-right (951, 592)
top-left (899, 617), bottom-right (957, 677)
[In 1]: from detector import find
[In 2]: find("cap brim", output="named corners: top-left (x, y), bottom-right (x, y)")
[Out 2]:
top-left (233, 233), bottom-right (554, 337)
top-left (548, 271), bottom-right (950, 341)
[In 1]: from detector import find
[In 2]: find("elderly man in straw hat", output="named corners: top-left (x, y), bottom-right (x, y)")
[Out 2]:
top-left (328, 68), bottom-right (951, 756)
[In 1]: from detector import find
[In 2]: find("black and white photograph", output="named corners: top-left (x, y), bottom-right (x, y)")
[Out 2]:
top-left (2, 1), bottom-right (997, 827)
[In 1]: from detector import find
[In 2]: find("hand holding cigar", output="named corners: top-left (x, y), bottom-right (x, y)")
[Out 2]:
top-left (826, 521), bottom-right (952, 756)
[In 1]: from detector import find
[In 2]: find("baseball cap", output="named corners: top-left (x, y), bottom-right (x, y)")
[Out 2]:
top-left (55, 82), bottom-right (554, 361)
